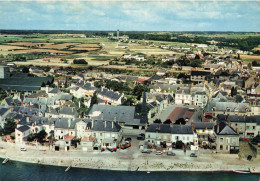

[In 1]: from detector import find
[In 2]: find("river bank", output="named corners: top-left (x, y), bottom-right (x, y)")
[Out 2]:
top-left (0, 142), bottom-right (259, 172)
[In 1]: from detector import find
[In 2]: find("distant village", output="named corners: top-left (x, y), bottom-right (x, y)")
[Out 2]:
top-left (0, 36), bottom-right (260, 160)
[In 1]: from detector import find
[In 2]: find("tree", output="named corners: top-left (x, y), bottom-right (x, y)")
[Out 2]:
top-left (22, 66), bottom-right (29, 73)
top-left (73, 59), bottom-right (88, 64)
top-left (175, 118), bottom-right (186, 125)
top-left (132, 84), bottom-right (149, 100)
top-left (37, 130), bottom-right (47, 143)
top-left (0, 88), bottom-right (7, 101)
top-left (90, 93), bottom-right (98, 107)
top-left (154, 119), bottom-right (162, 124)
top-left (231, 87), bottom-right (237, 97)
top-left (3, 118), bottom-right (17, 135)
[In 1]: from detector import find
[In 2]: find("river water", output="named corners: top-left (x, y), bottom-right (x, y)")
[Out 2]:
top-left (0, 159), bottom-right (259, 181)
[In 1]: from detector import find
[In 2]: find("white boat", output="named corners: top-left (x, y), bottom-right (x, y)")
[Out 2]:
top-left (65, 166), bottom-right (71, 172)
top-left (233, 170), bottom-right (250, 174)
top-left (147, 171), bottom-right (150, 174)
top-left (250, 167), bottom-right (260, 173)
top-left (2, 158), bottom-right (9, 164)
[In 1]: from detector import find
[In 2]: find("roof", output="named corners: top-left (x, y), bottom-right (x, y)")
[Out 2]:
top-left (49, 88), bottom-right (59, 93)
top-left (146, 124), bottom-right (193, 135)
top-left (87, 120), bottom-right (121, 132)
top-left (60, 107), bottom-right (77, 116)
top-left (86, 104), bottom-right (142, 126)
top-left (193, 122), bottom-right (214, 130)
top-left (215, 122), bottom-right (238, 136)
top-left (0, 107), bottom-right (9, 116)
top-left (0, 76), bottom-right (53, 92)
top-left (97, 88), bottom-right (122, 101)
top-left (191, 71), bottom-right (211, 76)
top-left (16, 125), bottom-right (30, 133)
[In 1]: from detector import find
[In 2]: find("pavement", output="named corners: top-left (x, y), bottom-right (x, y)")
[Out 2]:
top-left (0, 138), bottom-right (259, 172)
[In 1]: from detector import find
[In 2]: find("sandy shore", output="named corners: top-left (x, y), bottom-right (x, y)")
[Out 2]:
top-left (0, 142), bottom-right (259, 172)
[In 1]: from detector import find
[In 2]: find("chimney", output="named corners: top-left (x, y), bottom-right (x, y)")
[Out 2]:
top-left (26, 117), bottom-right (30, 123)
top-left (170, 123), bottom-right (173, 128)
top-left (217, 123), bottom-right (220, 133)
top-left (180, 83), bottom-right (182, 88)
top-left (112, 121), bottom-right (114, 129)
top-left (236, 128), bottom-right (239, 134)
top-left (104, 120), bottom-right (107, 128)
top-left (68, 119), bottom-right (71, 128)
top-left (228, 120), bottom-right (230, 127)
top-left (30, 107), bottom-right (32, 111)
top-left (91, 119), bottom-right (94, 129)
top-left (46, 85), bottom-right (49, 94)
top-left (192, 123), bottom-right (195, 131)
top-left (38, 104), bottom-right (41, 110)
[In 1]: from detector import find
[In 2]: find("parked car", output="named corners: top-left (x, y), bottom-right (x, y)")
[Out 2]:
top-left (20, 148), bottom-right (27, 151)
top-left (142, 149), bottom-right (151, 154)
top-left (156, 151), bottom-right (162, 155)
top-left (190, 153), bottom-right (197, 157)
top-left (167, 151), bottom-right (176, 156)
top-left (137, 134), bottom-right (145, 140)
top-left (120, 141), bottom-right (131, 149)
top-left (107, 147), bottom-right (117, 152)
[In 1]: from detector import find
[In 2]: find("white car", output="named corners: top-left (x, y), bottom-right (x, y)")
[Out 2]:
top-left (20, 148), bottom-right (27, 151)
top-left (156, 151), bottom-right (162, 155)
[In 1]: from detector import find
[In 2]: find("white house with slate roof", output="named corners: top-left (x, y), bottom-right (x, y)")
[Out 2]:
top-left (76, 119), bottom-right (122, 150)
top-left (205, 101), bottom-right (251, 118)
top-left (145, 124), bottom-right (197, 147)
top-left (15, 125), bottom-right (31, 144)
top-left (86, 105), bottom-right (145, 133)
top-left (96, 87), bottom-right (124, 105)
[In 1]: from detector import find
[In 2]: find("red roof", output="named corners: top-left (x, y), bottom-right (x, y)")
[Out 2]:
top-left (137, 78), bottom-right (148, 82)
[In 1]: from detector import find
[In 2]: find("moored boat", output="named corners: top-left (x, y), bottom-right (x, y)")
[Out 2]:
top-left (65, 166), bottom-right (71, 172)
top-left (2, 158), bottom-right (9, 164)
top-left (233, 170), bottom-right (250, 174)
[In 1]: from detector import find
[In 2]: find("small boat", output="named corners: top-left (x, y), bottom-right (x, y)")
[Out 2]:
top-left (147, 171), bottom-right (150, 174)
top-left (65, 166), bottom-right (71, 172)
top-left (233, 170), bottom-right (250, 174)
top-left (2, 158), bottom-right (9, 164)
top-left (250, 167), bottom-right (260, 173)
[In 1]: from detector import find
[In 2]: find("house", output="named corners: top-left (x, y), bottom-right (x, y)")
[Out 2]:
top-left (205, 101), bottom-right (251, 118)
top-left (175, 88), bottom-right (192, 105)
top-left (96, 87), bottom-right (124, 105)
top-left (214, 122), bottom-right (239, 154)
top-left (193, 123), bottom-right (214, 147)
top-left (0, 107), bottom-right (11, 128)
top-left (53, 118), bottom-right (78, 140)
top-left (76, 119), bottom-right (122, 150)
top-left (145, 124), bottom-right (197, 148)
top-left (15, 125), bottom-right (31, 144)
top-left (156, 69), bottom-right (167, 76)
top-left (86, 105), bottom-right (145, 132)
top-left (59, 107), bottom-right (78, 118)
top-left (191, 91), bottom-right (208, 107)
top-left (220, 115), bottom-right (260, 138)
top-left (190, 71), bottom-right (211, 82)
top-left (162, 56), bottom-right (176, 62)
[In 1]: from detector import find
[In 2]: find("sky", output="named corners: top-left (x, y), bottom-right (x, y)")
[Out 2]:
top-left (0, 0), bottom-right (259, 31)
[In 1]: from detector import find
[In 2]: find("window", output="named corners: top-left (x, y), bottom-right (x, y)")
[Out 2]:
top-left (93, 133), bottom-right (96, 137)
top-left (100, 133), bottom-right (102, 136)
top-left (148, 134), bottom-right (150, 138)
top-left (252, 126), bottom-right (255, 130)
top-left (220, 145), bottom-right (223, 150)
top-left (183, 136), bottom-right (185, 140)
top-left (187, 137), bottom-right (189, 141)
top-left (220, 138), bottom-right (224, 143)
top-left (226, 145), bottom-right (229, 150)
top-left (246, 126), bottom-right (250, 130)
top-left (226, 138), bottom-right (230, 144)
